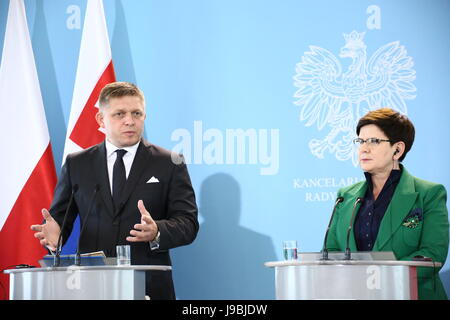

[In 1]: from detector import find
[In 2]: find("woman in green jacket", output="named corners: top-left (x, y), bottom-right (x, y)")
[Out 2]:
top-left (326, 108), bottom-right (449, 300)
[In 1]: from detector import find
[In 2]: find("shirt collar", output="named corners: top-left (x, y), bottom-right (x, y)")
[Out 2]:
top-left (105, 139), bottom-right (140, 158)
top-left (364, 167), bottom-right (402, 191)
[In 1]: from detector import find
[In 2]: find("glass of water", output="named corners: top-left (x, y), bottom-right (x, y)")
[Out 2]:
top-left (283, 240), bottom-right (298, 260)
top-left (116, 245), bottom-right (131, 266)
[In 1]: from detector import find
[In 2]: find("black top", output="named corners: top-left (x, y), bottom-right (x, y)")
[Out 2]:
top-left (354, 168), bottom-right (402, 251)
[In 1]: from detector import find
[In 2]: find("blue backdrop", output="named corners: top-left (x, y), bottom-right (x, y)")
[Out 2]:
top-left (1, 0), bottom-right (449, 299)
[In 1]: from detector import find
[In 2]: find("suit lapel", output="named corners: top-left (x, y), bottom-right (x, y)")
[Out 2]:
top-left (114, 141), bottom-right (152, 218)
top-left (93, 142), bottom-right (115, 218)
top-left (374, 168), bottom-right (418, 251)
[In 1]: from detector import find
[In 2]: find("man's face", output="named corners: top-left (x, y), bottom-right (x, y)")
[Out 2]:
top-left (96, 95), bottom-right (146, 148)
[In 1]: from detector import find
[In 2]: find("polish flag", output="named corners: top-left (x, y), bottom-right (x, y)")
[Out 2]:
top-left (0, 0), bottom-right (57, 299)
top-left (63, 0), bottom-right (116, 161)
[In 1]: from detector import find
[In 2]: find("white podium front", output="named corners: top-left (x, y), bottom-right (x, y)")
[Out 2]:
top-left (4, 265), bottom-right (171, 300)
top-left (265, 255), bottom-right (440, 300)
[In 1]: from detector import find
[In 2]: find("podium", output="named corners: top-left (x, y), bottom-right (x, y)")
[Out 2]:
top-left (265, 253), bottom-right (440, 300)
top-left (4, 265), bottom-right (171, 300)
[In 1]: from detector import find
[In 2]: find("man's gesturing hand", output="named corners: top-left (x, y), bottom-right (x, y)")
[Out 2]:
top-left (127, 200), bottom-right (158, 243)
top-left (30, 209), bottom-right (61, 252)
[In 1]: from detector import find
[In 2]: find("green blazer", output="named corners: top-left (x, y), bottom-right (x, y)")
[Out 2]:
top-left (326, 166), bottom-right (449, 300)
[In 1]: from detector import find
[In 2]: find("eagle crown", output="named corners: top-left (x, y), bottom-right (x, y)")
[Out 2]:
top-left (340, 31), bottom-right (367, 59)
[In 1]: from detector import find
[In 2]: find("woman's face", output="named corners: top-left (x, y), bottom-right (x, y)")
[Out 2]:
top-left (357, 124), bottom-right (399, 175)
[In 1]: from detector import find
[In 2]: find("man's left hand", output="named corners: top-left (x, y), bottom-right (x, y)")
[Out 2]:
top-left (127, 200), bottom-right (158, 242)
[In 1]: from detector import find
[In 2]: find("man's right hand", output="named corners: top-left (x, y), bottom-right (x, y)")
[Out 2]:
top-left (30, 209), bottom-right (61, 252)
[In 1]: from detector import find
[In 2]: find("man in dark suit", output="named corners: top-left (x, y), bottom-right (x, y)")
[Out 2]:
top-left (31, 82), bottom-right (199, 299)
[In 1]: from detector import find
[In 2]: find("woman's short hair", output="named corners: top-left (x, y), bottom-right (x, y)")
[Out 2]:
top-left (356, 108), bottom-right (415, 162)
top-left (99, 82), bottom-right (145, 109)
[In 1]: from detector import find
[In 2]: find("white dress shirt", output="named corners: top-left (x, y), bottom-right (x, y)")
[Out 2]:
top-left (105, 139), bottom-right (140, 195)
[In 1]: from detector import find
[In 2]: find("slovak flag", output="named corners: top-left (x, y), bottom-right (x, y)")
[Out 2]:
top-left (0, 0), bottom-right (57, 299)
top-left (63, 0), bottom-right (116, 161)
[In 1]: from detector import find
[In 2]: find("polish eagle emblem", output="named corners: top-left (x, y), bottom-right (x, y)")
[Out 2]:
top-left (293, 31), bottom-right (416, 165)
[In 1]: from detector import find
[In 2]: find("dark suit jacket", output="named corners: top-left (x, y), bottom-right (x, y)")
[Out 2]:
top-left (50, 139), bottom-right (199, 299)
top-left (326, 166), bottom-right (449, 300)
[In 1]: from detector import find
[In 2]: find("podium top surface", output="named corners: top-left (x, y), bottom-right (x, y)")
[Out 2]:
top-left (3, 265), bottom-right (172, 274)
top-left (265, 252), bottom-right (442, 268)
top-left (264, 260), bottom-right (441, 268)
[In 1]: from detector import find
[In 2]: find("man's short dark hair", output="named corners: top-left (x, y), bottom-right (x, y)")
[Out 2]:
top-left (99, 82), bottom-right (145, 109)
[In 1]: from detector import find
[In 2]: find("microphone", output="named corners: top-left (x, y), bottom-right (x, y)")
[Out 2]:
top-left (54, 184), bottom-right (79, 267)
top-left (321, 196), bottom-right (344, 260)
top-left (344, 197), bottom-right (363, 260)
top-left (74, 184), bottom-right (100, 266)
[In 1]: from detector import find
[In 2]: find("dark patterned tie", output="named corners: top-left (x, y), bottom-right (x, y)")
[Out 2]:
top-left (112, 149), bottom-right (127, 208)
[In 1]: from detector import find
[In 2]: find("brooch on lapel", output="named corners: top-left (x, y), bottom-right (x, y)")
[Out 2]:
top-left (402, 208), bottom-right (423, 229)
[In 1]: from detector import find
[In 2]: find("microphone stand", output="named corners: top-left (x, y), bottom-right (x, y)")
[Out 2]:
top-left (321, 197), bottom-right (344, 260)
top-left (53, 185), bottom-right (79, 267)
top-left (344, 197), bottom-right (363, 260)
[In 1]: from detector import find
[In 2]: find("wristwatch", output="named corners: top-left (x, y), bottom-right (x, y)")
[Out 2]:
top-left (150, 231), bottom-right (160, 251)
